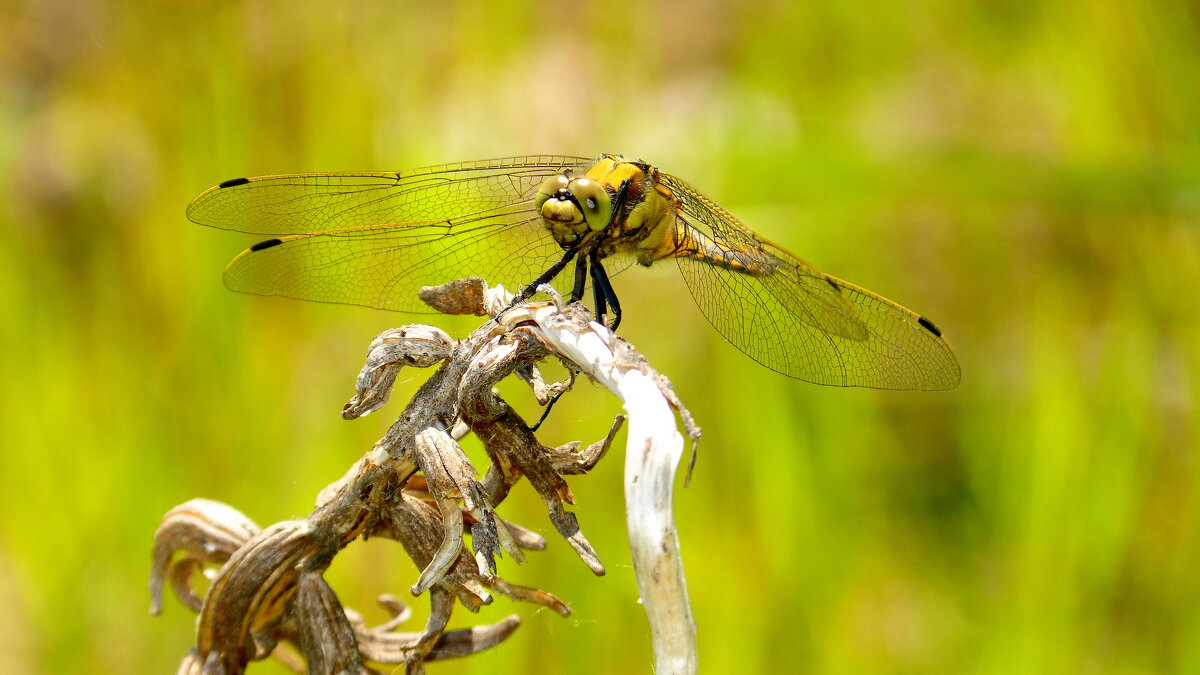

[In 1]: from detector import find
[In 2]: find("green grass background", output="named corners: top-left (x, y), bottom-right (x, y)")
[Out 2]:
top-left (2, 0), bottom-right (1198, 672)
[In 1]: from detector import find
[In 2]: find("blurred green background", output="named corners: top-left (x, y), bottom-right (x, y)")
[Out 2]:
top-left (2, 0), bottom-right (1198, 672)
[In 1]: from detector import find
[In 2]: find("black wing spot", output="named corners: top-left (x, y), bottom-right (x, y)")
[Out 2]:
top-left (823, 275), bottom-right (841, 293)
top-left (218, 177), bottom-right (251, 188)
top-left (250, 238), bottom-right (284, 252)
top-left (917, 316), bottom-right (943, 337)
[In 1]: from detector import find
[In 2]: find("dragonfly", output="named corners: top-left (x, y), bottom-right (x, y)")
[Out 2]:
top-left (188, 154), bottom-right (960, 390)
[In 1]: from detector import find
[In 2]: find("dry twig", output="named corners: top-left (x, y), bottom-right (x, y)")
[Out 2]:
top-left (151, 278), bottom-right (700, 674)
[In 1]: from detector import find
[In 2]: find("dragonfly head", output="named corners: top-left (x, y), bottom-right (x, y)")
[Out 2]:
top-left (535, 174), bottom-right (613, 245)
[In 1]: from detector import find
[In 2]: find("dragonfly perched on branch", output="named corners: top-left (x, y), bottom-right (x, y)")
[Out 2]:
top-left (188, 154), bottom-right (961, 391)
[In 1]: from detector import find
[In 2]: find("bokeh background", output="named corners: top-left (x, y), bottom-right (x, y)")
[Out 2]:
top-left (2, 0), bottom-right (1198, 672)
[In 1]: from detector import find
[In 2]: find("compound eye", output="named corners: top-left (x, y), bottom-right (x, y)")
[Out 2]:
top-left (534, 175), bottom-right (570, 211)
top-left (569, 178), bottom-right (612, 231)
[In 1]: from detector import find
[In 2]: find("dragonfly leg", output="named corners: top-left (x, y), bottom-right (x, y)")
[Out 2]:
top-left (590, 247), bottom-right (622, 331)
top-left (570, 249), bottom-right (589, 303)
top-left (592, 256), bottom-right (608, 323)
top-left (516, 246), bottom-right (580, 303)
top-left (607, 179), bottom-right (632, 227)
top-left (530, 389), bottom-right (567, 432)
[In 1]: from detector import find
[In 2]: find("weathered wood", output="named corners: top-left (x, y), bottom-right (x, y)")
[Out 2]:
top-left (151, 278), bottom-right (699, 673)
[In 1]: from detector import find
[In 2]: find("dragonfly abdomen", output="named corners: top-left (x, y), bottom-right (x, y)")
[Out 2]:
top-left (667, 223), bottom-right (776, 276)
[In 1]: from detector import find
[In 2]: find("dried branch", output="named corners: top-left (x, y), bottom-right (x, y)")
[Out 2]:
top-left (501, 285), bottom-right (702, 674)
top-left (151, 277), bottom-right (700, 674)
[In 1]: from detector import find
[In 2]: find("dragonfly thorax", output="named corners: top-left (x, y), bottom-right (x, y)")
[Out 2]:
top-left (580, 156), bottom-right (680, 265)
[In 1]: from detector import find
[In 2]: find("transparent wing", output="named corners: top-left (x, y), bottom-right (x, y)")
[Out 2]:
top-left (187, 156), bottom-right (591, 312)
top-left (658, 172), bottom-right (961, 390)
top-left (218, 208), bottom-right (569, 313)
top-left (187, 155), bottom-right (591, 234)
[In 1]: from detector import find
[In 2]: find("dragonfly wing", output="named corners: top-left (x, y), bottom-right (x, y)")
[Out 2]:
top-left (187, 155), bottom-right (592, 234)
top-left (660, 173), bottom-right (961, 390)
top-left (222, 207), bottom-right (565, 312)
top-left (190, 155), bottom-right (593, 311)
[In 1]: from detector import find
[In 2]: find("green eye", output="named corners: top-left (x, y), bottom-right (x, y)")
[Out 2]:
top-left (569, 178), bottom-right (612, 231)
top-left (535, 175), bottom-right (569, 211)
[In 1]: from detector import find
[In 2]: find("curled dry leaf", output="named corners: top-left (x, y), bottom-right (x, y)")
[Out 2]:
top-left (152, 278), bottom-right (685, 673)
